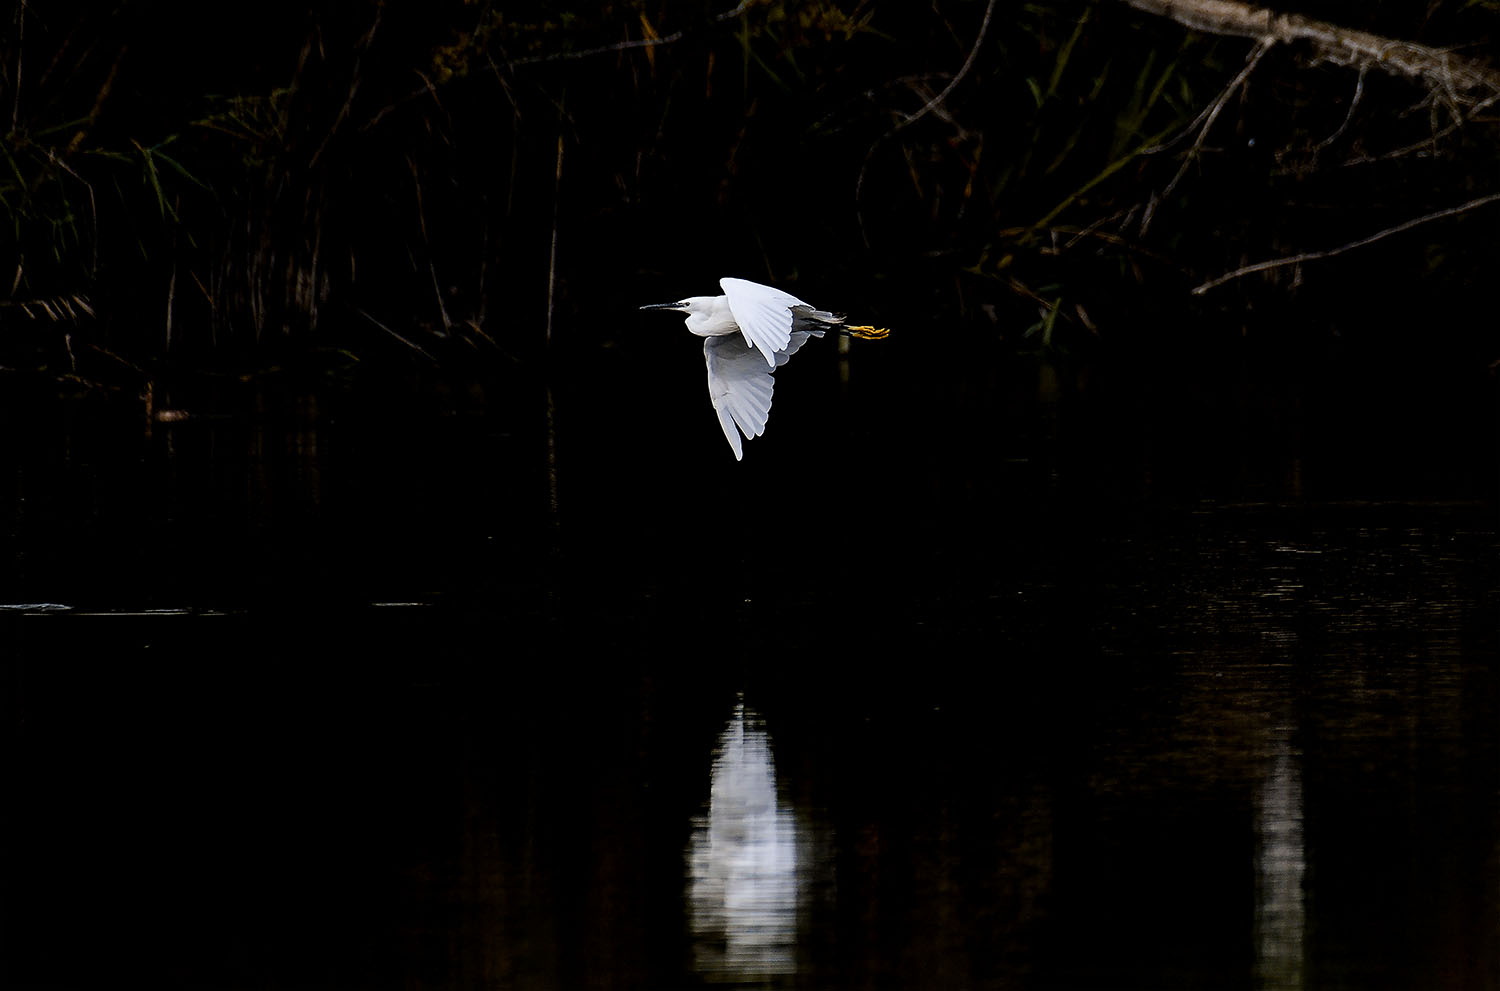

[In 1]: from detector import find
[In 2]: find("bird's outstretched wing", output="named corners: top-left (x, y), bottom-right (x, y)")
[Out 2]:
top-left (704, 329), bottom-right (824, 460)
top-left (721, 278), bottom-right (810, 367)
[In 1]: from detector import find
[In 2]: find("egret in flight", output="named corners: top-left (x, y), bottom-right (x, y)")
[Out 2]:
top-left (640, 277), bottom-right (886, 460)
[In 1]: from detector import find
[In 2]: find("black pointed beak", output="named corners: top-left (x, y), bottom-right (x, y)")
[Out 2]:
top-left (639, 302), bottom-right (685, 312)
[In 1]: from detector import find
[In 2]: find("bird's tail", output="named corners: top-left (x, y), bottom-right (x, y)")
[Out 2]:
top-left (789, 305), bottom-right (889, 339)
top-left (789, 305), bottom-right (845, 328)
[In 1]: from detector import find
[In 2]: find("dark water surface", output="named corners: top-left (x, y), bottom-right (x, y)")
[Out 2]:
top-left (2, 329), bottom-right (1496, 989)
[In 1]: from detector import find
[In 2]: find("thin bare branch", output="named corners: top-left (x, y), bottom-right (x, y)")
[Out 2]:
top-left (1191, 191), bottom-right (1500, 294)
top-left (1141, 38), bottom-right (1273, 235)
top-left (898, 0), bottom-right (997, 133)
top-left (1341, 89), bottom-right (1500, 166)
top-left (857, 0), bottom-right (998, 245)
top-left (356, 307), bottom-right (437, 362)
top-left (1311, 62), bottom-right (1367, 164)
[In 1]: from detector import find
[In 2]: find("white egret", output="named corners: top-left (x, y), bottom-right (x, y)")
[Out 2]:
top-left (640, 277), bottom-right (885, 460)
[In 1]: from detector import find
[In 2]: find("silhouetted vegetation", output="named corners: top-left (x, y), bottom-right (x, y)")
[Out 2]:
top-left (3, 0), bottom-right (1497, 380)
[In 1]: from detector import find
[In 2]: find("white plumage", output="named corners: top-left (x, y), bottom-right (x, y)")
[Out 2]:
top-left (640, 278), bottom-right (844, 460)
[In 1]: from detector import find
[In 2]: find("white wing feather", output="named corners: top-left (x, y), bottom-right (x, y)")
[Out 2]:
top-left (704, 329), bottom-right (824, 460)
top-left (721, 278), bottom-right (809, 367)
top-left (705, 335), bottom-right (772, 460)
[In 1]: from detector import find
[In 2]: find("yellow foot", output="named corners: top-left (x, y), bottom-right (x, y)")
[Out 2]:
top-left (846, 325), bottom-right (890, 340)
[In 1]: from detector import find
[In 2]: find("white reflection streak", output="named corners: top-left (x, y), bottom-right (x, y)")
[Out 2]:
top-left (1254, 740), bottom-right (1306, 990)
top-left (687, 701), bottom-right (803, 983)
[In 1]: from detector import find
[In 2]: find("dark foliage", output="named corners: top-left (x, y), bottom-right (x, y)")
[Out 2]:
top-left (2, 0), bottom-right (1497, 375)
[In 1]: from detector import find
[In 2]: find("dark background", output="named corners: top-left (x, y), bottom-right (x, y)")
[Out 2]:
top-left (1, 3), bottom-right (1497, 989)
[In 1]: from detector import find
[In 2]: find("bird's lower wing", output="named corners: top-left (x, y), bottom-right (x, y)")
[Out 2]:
top-left (704, 335), bottom-right (777, 460)
top-left (722, 278), bottom-right (806, 367)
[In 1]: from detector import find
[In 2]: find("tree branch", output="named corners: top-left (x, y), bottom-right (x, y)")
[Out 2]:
top-left (1140, 38), bottom-right (1273, 235)
top-left (1121, 0), bottom-right (1500, 101)
top-left (1190, 191), bottom-right (1500, 294)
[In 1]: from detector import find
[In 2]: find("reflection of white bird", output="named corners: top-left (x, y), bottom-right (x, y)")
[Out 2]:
top-left (687, 701), bottom-right (803, 982)
top-left (640, 278), bottom-right (884, 460)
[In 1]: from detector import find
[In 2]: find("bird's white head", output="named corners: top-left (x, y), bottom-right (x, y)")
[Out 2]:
top-left (640, 294), bottom-right (738, 338)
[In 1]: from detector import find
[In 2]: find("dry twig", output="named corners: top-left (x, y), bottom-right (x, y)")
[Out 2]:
top-left (1191, 191), bottom-right (1500, 293)
top-left (1140, 38), bottom-right (1274, 235)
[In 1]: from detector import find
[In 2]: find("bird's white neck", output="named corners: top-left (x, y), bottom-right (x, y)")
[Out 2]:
top-left (683, 296), bottom-right (739, 338)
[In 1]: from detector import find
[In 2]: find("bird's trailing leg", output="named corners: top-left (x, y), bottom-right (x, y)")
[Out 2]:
top-left (845, 325), bottom-right (890, 340)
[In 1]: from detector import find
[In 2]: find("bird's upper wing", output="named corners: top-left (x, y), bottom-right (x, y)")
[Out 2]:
top-left (721, 278), bottom-right (810, 367)
top-left (704, 329), bottom-right (825, 460)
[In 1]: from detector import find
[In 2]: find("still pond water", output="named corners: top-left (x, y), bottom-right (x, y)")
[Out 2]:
top-left (2, 322), bottom-right (1496, 989)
